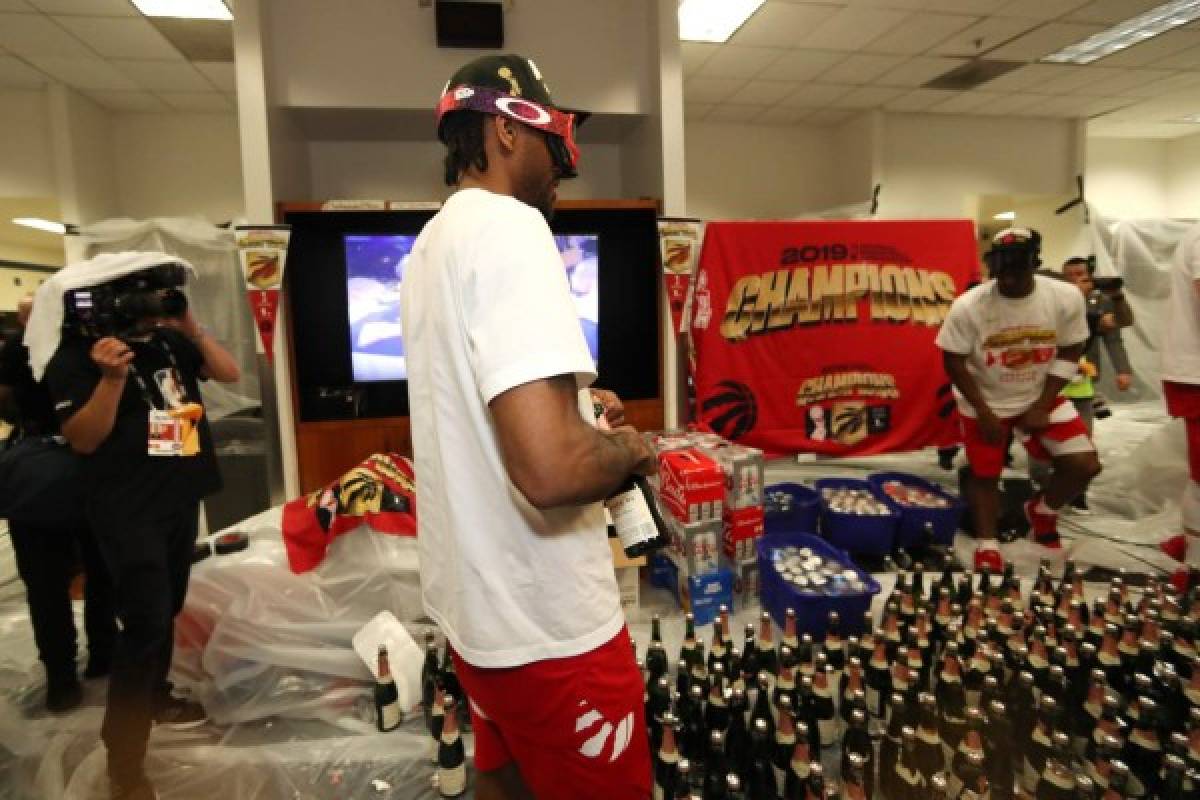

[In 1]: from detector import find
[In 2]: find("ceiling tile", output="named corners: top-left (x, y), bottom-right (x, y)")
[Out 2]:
top-left (685, 102), bottom-right (713, 121)
top-left (0, 54), bottom-right (47, 88)
top-left (1080, 96), bottom-right (1136, 116)
top-left (730, 2), bottom-right (842, 48)
top-left (158, 91), bottom-right (231, 111)
top-left (109, 58), bottom-right (211, 91)
top-left (703, 104), bottom-right (767, 123)
top-left (683, 76), bottom-right (748, 104)
top-left (862, 12), bottom-right (980, 56)
top-left (0, 12), bottom-right (94, 57)
top-left (1101, 68), bottom-right (1182, 97)
top-left (841, 0), bottom-right (927, 9)
top-left (0, 0), bottom-right (32, 8)
top-left (1150, 44), bottom-right (1200, 70)
top-left (55, 16), bottom-right (183, 60)
top-left (921, 0), bottom-right (1011, 12)
top-left (827, 85), bottom-right (905, 108)
top-left (1031, 66), bottom-right (1146, 96)
top-left (28, 0), bottom-right (134, 12)
top-left (731, 79), bottom-right (803, 105)
top-left (929, 17), bottom-right (1043, 58)
top-left (970, 92), bottom-right (1055, 114)
top-left (994, 0), bottom-right (1090, 20)
top-left (780, 82), bottom-right (852, 107)
top-left (987, 22), bottom-right (1106, 61)
top-left (84, 89), bottom-right (169, 111)
top-left (194, 60), bottom-right (234, 92)
top-left (798, 7), bottom-right (911, 51)
top-left (758, 106), bottom-right (803, 126)
top-left (681, 42), bottom-right (719, 76)
top-left (972, 62), bottom-right (1073, 93)
top-left (1064, 0), bottom-right (1166, 25)
top-left (883, 88), bottom-right (958, 111)
top-left (765, 49), bottom-right (847, 81)
top-left (930, 90), bottom-right (1005, 113)
top-left (805, 109), bottom-right (854, 126)
top-left (697, 45), bottom-right (786, 79)
top-left (23, 54), bottom-right (138, 90)
top-left (819, 53), bottom-right (905, 84)
top-left (876, 55), bottom-right (966, 87)
top-left (1100, 30), bottom-right (1200, 67)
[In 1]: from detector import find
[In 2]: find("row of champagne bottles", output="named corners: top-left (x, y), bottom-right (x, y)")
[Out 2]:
top-left (638, 559), bottom-right (1200, 799)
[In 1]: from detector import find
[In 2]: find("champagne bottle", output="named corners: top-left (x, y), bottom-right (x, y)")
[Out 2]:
top-left (596, 403), bottom-right (668, 558)
top-left (374, 644), bottom-right (402, 733)
top-left (436, 695), bottom-right (467, 797)
top-left (655, 713), bottom-right (682, 800)
top-left (421, 631), bottom-right (439, 731)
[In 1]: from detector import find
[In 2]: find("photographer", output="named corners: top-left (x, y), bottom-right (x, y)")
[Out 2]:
top-left (30, 253), bottom-right (240, 800)
top-left (0, 295), bottom-right (116, 713)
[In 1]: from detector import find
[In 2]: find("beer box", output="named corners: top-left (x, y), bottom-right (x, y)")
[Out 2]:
top-left (658, 448), bottom-right (725, 524)
top-left (731, 558), bottom-right (760, 602)
top-left (722, 505), bottom-right (765, 562)
top-left (676, 567), bottom-right (734, 627)
top-left (702, 443), bottom-right (766, 510)
top-left (647, 429), bottom-right (695, 455)
top-left (648, 551), bottom-right (677, 590)
top-left (669, 515), bottom-right (722, 576)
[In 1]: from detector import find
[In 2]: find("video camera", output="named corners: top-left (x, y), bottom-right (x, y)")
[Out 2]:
top-left (63, 262), bottom-right (189, 339)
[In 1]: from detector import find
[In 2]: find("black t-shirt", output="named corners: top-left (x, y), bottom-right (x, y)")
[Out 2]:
top-left (44, 328), bottom-right (221, 520)
top-left (0, 333), bottom-right (58, 436)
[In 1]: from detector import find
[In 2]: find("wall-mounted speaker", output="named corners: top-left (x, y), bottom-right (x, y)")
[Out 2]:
top-left (436, 0), bottom-right (503, 49)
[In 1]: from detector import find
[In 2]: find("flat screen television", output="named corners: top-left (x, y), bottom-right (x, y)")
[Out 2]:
top-left (286, 206), bottom-right (659, 421)
top-left (344, 233), bottom-right (600, 383)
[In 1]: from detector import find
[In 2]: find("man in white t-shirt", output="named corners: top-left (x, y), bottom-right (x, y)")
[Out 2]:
top-left (1161, 223), bottom-right (1200, 585)
top-left (937, 228), bottom-right (1100, 572)
top-left (400, 55), bottom-right (656, 800)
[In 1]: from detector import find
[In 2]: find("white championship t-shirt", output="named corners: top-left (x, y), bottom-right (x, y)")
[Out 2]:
top-left (400, 188), bottom-right (623, 668)
top-left (936, 275), bottom-right (1088, 418)
top-left (1164, 223), bottom-right (1200, 385)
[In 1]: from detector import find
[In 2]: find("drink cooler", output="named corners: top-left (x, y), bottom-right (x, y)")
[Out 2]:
top-left (813, 477), bottom-right (899, 555)
top-left (867, 470), bottom-right (965, 548)
top-left (756, 532), bottom-right (881, 638)
top-left (763, 482), bottom-right (821, 535)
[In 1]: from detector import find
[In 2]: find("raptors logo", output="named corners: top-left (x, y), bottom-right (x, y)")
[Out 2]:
top-left (574, 700), bottom-right (635, 763)
top-left (702, 380), bottom-right (758, 441)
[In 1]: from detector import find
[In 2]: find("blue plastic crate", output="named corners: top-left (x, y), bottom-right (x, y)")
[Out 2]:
top-left (756, 532), bottom-right (880, 637)
top-left (868, 471), bottom-right (966, 548)
top-left (764, 482), bottom-right (820, 536)
top-left (814, 477), bottom-right (898, 555)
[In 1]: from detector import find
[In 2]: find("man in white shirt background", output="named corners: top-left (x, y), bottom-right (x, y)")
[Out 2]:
top-left (937, 228), bottom-right (1102, 573)
top-left (400, 55), bottom-right (656, 799)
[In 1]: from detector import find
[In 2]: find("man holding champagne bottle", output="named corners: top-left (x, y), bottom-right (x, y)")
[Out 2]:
top-left (400, 54), bottom-right (656, 799)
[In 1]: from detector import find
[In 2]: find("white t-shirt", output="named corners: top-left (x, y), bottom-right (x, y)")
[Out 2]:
top-left (936, 275), bottom-right (1088, 418)
top-left (1164, 223), bottom-right (1200, 384)
top-left (400, 188), bottom-right (623, 669)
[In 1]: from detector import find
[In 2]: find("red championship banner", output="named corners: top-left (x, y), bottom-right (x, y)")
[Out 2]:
top-left (658, 219), bottom-right (704, 336)
top-left (690, 220), bottom-right (978, 457)
top-left (235, 224), bottom-right (291, 362)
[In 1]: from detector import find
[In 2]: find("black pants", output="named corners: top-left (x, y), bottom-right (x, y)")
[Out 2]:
top-left (8, 518), bottom-right (117, 685)
top-left (91, 504), bottom-right (198, 783)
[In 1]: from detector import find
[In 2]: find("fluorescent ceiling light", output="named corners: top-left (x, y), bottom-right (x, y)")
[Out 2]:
top-left (12, 217), bottom-right (67, 235)
top-left (130, 0), bottom-right (232, 20)
top-left (678, 0), bottom-right (766, 43)
top-left (1043, 0), bottom-right (1200, 65)
top-left (994, 211), bottom-right (1016, 221)
top-left (1172, 113), bottom-right (1200, 123)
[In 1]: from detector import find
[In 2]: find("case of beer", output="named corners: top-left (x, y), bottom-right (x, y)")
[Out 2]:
top-left (657, 448), bottom-right (725, 524)
top-left (668, 515), bottom-right (722, 576)
top-left (701, 443), bottom-right (765, 510)
top-left (676, 566), bottom-right (734, 627)
top-left (721, 505), bottom-right (764, 562)
top-left (731, 558), bottom-right (760, 603)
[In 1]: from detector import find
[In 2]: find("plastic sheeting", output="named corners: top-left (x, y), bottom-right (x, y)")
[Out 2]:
top-left (79, 217), bottom-right (261, 421)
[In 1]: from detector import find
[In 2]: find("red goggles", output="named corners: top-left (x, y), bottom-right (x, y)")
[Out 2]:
top-left (436, 85), bottom-right (580, 177)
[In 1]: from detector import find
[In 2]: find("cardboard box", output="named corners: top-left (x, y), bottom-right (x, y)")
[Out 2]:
top-left (731, 558), bottom-right (760, 603)
top-left (658, 448), bottom-right (725, 524)
top-left (702, 443), bottom-right (766, 511)
top-left (615, 565), bottom-right (640, 613)
top-left (669, 515), bottom-right (722, 576)
top-left (649, 551), bottom-right (677, 590)
top-left (676, 567), bottom-right (734, 626)
top-left (722, 505), bottom-right (765, 562)
top-left (609, 536), bottom-right (648, 569)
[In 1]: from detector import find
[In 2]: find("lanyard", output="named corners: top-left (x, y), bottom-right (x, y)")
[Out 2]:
top-left (126, 334), bottom-right (187, 411)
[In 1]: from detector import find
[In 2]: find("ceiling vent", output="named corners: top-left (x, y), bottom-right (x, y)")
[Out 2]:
top-left (922, 59), bottom-right (1024, 91)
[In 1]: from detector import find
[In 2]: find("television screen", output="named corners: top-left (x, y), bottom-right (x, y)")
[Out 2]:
top-left (345, 232), bottom-right (600, 382)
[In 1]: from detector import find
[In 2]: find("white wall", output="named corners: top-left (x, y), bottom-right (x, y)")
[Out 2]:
top-left (0, 267), bottom-right (51, 311)
top-left (0, 90), bottom-right (56, 198)
top-left (1167, 132), bottom-right (1200, 219)
top-left (1086, 138), bottom-right (1169, 220)
top-left (49, 87), bottom-right (119, 233)
top-left (307, 140), bottom-right (623, 202)
top-left (685, 121), bottom-right (838, 220)
top-left (878, 113), bottom-right (1077, 219)
top-left (266, 0), bottom-right (653, 114)
top-left (831, 112), bottom-right (878, 209)
top-left (111, 112), bottom-right (244, 223)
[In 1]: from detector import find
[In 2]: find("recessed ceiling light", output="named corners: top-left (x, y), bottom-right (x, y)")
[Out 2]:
top-left (993, 211), bottom-right (1017, 221)
top-left (131, 0), bottom-right (232, 21)
top-left (678, 0), bottom-right (766, 43)
top-left (1043, 0), bottom-right (1200, 65)
top-left (12, 217), bottom-right (68, 235)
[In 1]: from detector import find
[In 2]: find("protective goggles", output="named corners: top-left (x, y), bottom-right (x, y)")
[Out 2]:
top-left (436, 85), bottom-right (580, 178)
